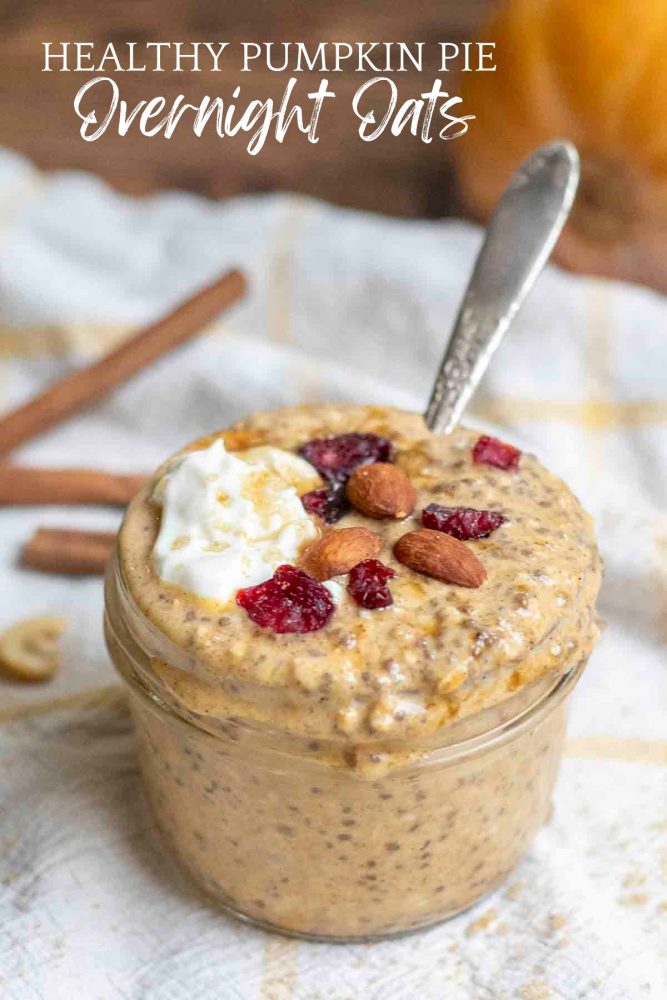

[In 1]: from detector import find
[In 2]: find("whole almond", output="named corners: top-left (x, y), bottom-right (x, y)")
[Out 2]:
top-left (394, 528), bottom-right (487, 588)
top-left (301, 527), bottom-right (382, 580)
top-left (346, 463), bottom-right (417, 519)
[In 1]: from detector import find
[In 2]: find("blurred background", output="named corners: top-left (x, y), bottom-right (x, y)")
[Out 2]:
top-left (3, 0), bottom-right (666, 293)
top-left (1, 0), bottom-right (492, 215)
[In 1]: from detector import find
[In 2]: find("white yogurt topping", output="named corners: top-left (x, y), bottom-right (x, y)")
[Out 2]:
top-left (152, 440), bottom-right (322, 604)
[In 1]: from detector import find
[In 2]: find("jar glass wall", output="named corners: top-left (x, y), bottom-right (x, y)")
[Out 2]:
top-left (105, 551), bottom-right (584, 942)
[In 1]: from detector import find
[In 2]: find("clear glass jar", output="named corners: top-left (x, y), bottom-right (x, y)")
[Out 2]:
top-left (104, 549), bottom-right (586, 942)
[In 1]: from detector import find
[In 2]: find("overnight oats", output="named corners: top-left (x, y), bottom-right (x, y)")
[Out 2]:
top-left (104, 404), bottom-right (601, 940)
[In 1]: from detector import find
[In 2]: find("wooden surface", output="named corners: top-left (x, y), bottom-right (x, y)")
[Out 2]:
top-left (0, 1), bottom-right (495, 217)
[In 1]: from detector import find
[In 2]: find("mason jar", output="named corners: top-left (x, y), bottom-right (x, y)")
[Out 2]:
top-left (104, 547), bottom-right (585, 941)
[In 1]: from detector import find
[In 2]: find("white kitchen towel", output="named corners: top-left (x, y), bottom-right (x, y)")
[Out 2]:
top-left (0, 147), bottom-right (665, 999)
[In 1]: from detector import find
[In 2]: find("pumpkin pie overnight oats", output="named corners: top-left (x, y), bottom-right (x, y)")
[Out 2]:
top-left (104, 404), bottom-right (601, 940)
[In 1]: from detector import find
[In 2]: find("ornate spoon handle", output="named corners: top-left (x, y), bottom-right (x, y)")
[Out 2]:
top-left (424, 141), bottom-right (580, 434)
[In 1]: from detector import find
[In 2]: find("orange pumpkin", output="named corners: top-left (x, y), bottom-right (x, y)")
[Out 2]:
top-left (454, 0), bottom-right (667, 293)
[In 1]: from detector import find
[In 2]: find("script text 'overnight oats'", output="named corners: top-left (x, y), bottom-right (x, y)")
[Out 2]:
top-left (104, 405), bottom-right (601, 940)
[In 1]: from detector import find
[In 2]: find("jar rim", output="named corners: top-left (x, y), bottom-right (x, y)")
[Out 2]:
top-left (117, 636), bottom-right (583, 773)
top-left (106, 548), bottom-right (585, 771)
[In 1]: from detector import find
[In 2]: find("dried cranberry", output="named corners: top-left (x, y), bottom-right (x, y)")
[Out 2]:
top-left (347, 559), bottom-right (396, 610)
top-left (472, 435), bottom-right (521, 471)
top-left (301, 487), bottom-right (329, 519)
top-left (422, 504), bottom-right (505, 540)
top-left (301, 483), bottom-right (350, 525)
top-left (298, 433), bottom-right (394, 483)
top-left (236, 565), bottom-right (334, 633)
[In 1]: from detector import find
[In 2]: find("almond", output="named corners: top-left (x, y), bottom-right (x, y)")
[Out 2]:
top-left (393, 528), bottom-right (487, 588)
top-left (346, 463), bottom-right (416, 519)
top-left (301, 527), bottom-right (382, 581)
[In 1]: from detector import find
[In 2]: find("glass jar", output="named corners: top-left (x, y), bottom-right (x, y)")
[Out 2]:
top-left (104, 549), bottom-right (585, 942)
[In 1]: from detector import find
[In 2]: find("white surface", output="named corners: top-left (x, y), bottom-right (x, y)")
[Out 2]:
top-left (0, 149), bottom-right (665, 999)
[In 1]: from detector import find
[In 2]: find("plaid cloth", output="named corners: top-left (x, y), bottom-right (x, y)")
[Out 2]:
top-left (0, 148), bottom-right (665, 999)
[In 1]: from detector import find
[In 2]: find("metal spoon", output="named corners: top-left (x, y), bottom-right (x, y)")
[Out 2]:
top-left (424, 140), bottom-right (580, 434)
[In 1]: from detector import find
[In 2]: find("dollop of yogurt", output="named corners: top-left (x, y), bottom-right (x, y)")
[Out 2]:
top-left (152, 440), bottom-right (322, 604)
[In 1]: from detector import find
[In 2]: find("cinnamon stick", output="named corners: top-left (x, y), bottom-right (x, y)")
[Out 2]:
top-left (0, 466), bottom-right (148, 506)
top-left (20, 527), bottom-right (116, 576)
top-left (0, 268), bottom-right (246, 457)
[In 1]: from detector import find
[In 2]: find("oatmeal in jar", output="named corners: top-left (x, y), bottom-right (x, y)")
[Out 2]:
top-left (104, 404), bottom-right (601, 940)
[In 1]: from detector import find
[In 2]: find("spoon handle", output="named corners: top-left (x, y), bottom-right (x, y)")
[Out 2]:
top-left (424, 140), bottom-right (580, 434)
